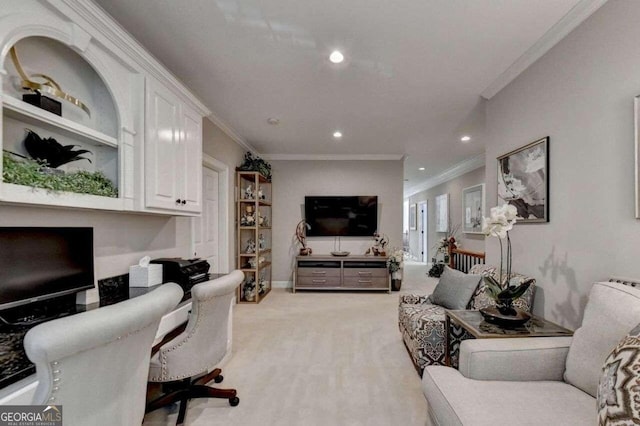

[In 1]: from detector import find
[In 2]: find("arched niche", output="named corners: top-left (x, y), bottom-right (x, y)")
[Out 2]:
top-left (2, 36), bottom-right (121, 187)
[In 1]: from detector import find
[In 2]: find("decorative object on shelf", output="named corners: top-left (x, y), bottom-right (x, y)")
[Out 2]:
top-left (435, 193), bottom-right (449, 232)
top-left (480, 204), bottom-right (534, 324)
top-left (258, 234), bottom-right (266, 251)
top-left (497, 137), bottom-right (549, 223)
top-left (248, 256), bottom-right (265, 269)
top-left (258, 272), bottom-right (267, 295)
top-left (387, 248), bottom-right (404, 291)
top-left (295, 220), bottom-right (312, 256)
top-left (257, 186), bottom-right (266, 200)
top-left (244, 184), bottom-right (254, 200)
top-left (258, 210), bottom-right (268, 227)
top-left (24, 129), bottom-right (92, 169)
top-left (2, 151), bottom-right (117, 197)
top-left (10, 46), bottom-right (91, 117)
top-left (242, 277), bottom-right (256, 302)
top-left (366, 232), bottom-right (388, 256)
top-left (245, 239), bottom-right (256, 254)
top-left (240, 204), bottom-right (255, 226)
top-left (237, 152), bottom-right (272, 181)
top-left (462, 184), bottom-right (485, 234)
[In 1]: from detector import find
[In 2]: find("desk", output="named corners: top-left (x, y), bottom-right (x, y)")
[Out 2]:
top-left (445, 309), bottom-right (573, 368)
top-left (0, 276), bottom-right (228, 405)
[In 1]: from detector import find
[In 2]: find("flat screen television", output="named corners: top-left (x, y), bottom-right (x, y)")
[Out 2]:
top-left (0, 227), bottom-right (95, 311)
top-left (305, 196), bottom-right (378, 237)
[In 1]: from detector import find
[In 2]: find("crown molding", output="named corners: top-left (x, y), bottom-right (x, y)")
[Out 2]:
top-left (481, 0), bottom-right (608, 100)
top-left (262, 154), bottom-right (404, 161)
top-left (52, 0), bottom-right (211, 116)
top-left (404, 153), bottom-right (485, 198)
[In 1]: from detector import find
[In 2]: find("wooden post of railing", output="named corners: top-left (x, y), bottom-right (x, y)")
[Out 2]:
top-left (448, 240), bottom-right (456, 269)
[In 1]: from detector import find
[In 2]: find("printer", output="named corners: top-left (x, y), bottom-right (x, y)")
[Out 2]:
top-left (150, 257), bottom-right (210, 292)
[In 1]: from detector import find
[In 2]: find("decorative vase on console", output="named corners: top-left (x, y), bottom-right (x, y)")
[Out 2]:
top-left (480, 204), bottom-right (534, 325)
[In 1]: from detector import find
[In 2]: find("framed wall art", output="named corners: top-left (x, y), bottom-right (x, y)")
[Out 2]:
top-left (497, 137), bottom-right (549, 223)
top-left (409, 203), bottom-right (417, 230)
top-left (462, 184), bottom-right (485, 234)
top-left (435, 193), bottom-right (449, 232)
top-left (635, 95), bottom-right (640, 218)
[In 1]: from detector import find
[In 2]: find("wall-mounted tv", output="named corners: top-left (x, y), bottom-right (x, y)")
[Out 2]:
top-left (0, 227), bottom-right (95, 311)
top-left (305, 196), bottom-right (378, 237)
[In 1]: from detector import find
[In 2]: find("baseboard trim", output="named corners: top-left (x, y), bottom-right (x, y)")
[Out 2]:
top-left (272, 280), bottom-right (292, 289)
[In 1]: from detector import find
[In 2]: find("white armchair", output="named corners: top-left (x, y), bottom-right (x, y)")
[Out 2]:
top-left (146, 270), bottom-right (244, 425)
top-left (23, 283), bottom-right (183, 426)
top-left (422, 280), bottom-right (640, 425)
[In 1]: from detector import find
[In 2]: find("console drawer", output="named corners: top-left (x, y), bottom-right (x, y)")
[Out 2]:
top-left (296, 276), bottom-right (341, 287)
top-left (342, 277), bottom-right (388, 289)
top-left (297, 268), bottom-right (341, 278)
top-left (343, 268), bottom-right (388, 278)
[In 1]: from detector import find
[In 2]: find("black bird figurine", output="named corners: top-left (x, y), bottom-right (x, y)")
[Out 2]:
top-left (23, 129), bottom-right (92, 168)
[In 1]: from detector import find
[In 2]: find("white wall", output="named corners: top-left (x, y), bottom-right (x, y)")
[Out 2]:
top-left (202, 119), bottom-right (245, 272)
top-left (407, 166), bottom-right (485, 261)
top-left (0, 206), bottom-right (191, 282)
top-left (485, 0), bottom-right (640, 329)
top-left (271, 160), bottom-right (403, 283)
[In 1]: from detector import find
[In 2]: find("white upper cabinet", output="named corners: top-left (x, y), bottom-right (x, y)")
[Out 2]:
top-left (145, 78), bottom-right (202, 213)
top-left (0, 0), bottom-right (209, 215)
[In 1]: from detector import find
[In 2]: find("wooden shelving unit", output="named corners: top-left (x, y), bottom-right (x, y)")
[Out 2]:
top-left (236, 171), bottom-right (272, 303)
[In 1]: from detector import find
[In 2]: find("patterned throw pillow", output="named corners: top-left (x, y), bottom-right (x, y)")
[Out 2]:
top-left (597, 323), bottom-right (640, 425)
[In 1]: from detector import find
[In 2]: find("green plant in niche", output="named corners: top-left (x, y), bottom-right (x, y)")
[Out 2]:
top-left (2, 152), bottom-right (118, 198)
top-left (24, 129), bottom-right (92, 168)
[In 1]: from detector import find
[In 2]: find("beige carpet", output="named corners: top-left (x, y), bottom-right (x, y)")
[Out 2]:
top-left (144, 263), bottom-right (437, 425)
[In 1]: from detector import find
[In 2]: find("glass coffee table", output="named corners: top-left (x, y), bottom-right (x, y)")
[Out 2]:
top-left (444, 309), bottom-right (573, 367)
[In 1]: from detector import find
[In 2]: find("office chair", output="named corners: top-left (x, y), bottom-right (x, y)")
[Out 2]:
top-left (146, 270), bottom-right (244, 425)
top-left (23, 283), bottom-right (183, 426)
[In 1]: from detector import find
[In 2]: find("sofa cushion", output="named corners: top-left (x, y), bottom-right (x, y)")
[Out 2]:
top-left (423, 366), bottom-right (594, 426)
top-left (565, 281), bottom-right (640, 398)
top-left (430, 266), bottom-right (481, 310)
top-left (597, 322), bottom-right (640, 425)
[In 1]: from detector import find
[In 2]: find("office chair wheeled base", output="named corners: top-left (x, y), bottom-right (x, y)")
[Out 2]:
top-left (147, 368), bottom-right (239, 425)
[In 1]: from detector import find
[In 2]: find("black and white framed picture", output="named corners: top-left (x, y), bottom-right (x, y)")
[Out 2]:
top-left (435, 193), bottom-right (449, 232)
top-left (497, 136), bottom-right (549, 223)
top-left (462, 184), bottom-right (485, 234)
top-left (409, 203), bottom-right (417, 230)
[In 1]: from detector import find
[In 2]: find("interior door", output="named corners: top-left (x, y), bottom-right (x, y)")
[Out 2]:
top-left (194, 165), bottom-right (220, 272)
top-left (419, 201), bottom-right (428, 263)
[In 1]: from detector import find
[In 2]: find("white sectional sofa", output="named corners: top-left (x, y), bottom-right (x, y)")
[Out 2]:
top-left (421, 280), bottom-right (640, 425)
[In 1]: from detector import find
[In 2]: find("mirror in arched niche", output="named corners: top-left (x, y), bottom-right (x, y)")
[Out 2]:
top-left (2, 36), bottom-right (120, 194)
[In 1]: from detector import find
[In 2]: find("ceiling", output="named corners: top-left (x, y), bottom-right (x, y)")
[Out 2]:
top-left (93, 0), bottom-right (599, 195)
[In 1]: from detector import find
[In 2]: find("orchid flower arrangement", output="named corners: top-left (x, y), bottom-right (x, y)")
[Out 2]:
top-left (482, 204), bottom-right (533, 314)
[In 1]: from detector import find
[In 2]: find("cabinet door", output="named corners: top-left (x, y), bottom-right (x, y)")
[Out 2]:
top-left (178, 105), bottom-right (202, 213)
top-left (145, 79), bottom-right (180, 210)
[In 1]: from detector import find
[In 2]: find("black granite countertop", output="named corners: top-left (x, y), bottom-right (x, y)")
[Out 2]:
top-left (0, 272), bottom-right (222, 390)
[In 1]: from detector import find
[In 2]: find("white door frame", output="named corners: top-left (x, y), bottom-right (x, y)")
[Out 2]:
top-left (191, 154), bottom-right (230, 273)
top-left (419, 201), bottom-right (428, 263)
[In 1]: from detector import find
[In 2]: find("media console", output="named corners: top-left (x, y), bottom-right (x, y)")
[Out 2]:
top-left (294, 255), bottom-right (390, 293)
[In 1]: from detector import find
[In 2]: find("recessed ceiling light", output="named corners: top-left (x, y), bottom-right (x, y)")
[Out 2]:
top-left (329, 50), bottom-right (344, 64)
top-left (461, 135), bottom-right (471, 142)
top-left (419, 167), bottom-right (425, 171)
top-left (333, 131), bottom-right (343, 139)
top-left (267, 118), bottom-right (280, 125)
